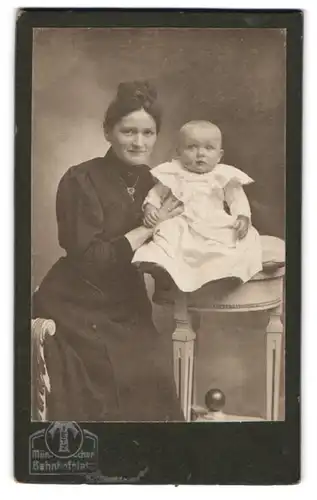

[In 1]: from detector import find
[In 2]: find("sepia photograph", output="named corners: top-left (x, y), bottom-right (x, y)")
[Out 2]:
top-left (30, 26), bottom-right (287, 424)
top-left (28, 25), bottom-right (289, 426)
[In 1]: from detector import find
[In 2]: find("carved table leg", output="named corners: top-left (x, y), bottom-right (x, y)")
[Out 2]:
top-left (189, 311), bottom-right (201, 408)
top-left (172, 293), bottom-right (196, 421)
top-left (266, 304), bottom-right (283, 420)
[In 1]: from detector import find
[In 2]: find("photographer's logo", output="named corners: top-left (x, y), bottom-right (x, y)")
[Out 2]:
top-left (45, 422), bottom-right (83, 458)
top-left (29, 422), bottom-right (98, 475)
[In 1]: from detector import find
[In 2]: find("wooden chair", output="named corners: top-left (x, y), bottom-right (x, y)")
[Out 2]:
top-left (31, 318), bottom-right (56, 421)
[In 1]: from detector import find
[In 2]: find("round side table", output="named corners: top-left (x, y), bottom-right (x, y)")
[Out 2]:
top-left (153, 253), bottom-right (285, 422)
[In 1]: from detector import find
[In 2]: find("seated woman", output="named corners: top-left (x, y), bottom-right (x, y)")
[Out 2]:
top-left (32, 80), bottom-right (184, 422)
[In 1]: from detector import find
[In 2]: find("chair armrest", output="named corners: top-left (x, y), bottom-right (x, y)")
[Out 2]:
top-left (31, 318), bottom-right (56, 421)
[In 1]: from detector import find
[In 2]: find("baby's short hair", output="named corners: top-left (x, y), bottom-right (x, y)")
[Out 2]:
top-left (179, 120), bottom-right (222, 141)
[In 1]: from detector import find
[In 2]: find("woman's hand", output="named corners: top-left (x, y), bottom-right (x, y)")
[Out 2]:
top-left (157, 195), bottom-right (184, 223)
top-left (233, 215), bottom-right (250, 240)
top-left (143, 203), bottom-right (160, 228)
top-left (143, 196), bottom-right (184, 228)
top-left (125, 225), bottom-right (154, 251)
top-left (125, 196), bottom-right (183, 252)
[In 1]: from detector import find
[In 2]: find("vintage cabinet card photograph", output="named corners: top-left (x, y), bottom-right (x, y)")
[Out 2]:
top-left (15, 9), bottom-right (301, 484)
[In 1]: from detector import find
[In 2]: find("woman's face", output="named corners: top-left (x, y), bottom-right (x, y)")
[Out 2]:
top-left (106, 108), bottom-right (158, 166)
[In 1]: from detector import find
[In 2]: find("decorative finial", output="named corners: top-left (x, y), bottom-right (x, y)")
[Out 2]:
top-left (205, 388), bottom-right (226, 412)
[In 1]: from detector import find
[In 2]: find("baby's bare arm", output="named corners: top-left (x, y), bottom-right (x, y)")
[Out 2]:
top-left (224, 181), bottom-right (251, 239)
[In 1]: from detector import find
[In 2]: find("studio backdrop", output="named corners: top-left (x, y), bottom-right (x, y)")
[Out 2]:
top-left (32, 28), bottom-right (285, 290)
top-left (31, 28), bottom-right (286, 419)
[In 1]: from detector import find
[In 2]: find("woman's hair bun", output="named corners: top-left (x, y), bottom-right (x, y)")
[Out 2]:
top-left (116, 80), bottom-right (157, 107)
top-left (103, 79), bottom-right (162, 133)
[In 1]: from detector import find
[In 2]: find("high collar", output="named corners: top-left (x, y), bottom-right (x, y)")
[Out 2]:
top-left (103, 147), bottom-right (148, 184)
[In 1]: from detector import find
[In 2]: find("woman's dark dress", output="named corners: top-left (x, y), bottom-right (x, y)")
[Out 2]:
top-left (32, 149), bottom-right (183, 422)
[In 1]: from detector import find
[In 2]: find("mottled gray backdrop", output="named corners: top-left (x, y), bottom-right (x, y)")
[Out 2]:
top-left (32, 28), bottom-right (286, 418)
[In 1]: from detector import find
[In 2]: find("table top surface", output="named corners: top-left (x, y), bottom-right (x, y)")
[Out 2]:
top-left (152, 265), bottom-right (284, 311)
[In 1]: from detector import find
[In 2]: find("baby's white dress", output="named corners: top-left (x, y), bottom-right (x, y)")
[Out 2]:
top-left (133, 160), bottom-right (263, 292)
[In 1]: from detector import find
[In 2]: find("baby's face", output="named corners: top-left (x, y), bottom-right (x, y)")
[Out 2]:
top-left (178, 124), bottom-right (223, 174)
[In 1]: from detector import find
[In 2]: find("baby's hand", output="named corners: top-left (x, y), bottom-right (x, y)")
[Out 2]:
top-left (233, 215), bottom-right (250, 240)
top-left (143, 203), bottom-right (160, 228)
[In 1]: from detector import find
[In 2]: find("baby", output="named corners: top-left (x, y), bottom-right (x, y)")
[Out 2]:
top-left (132, 120), bottom-right (262, 292)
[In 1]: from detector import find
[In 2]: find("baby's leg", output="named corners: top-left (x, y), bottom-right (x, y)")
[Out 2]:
top-left (137, 261), bottom-right (175, 291)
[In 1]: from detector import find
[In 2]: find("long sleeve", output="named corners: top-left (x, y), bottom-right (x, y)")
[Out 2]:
top-left (56, 168), bottom-right (133, 273)
top-left (224, 180), bottom-right (252, 219)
